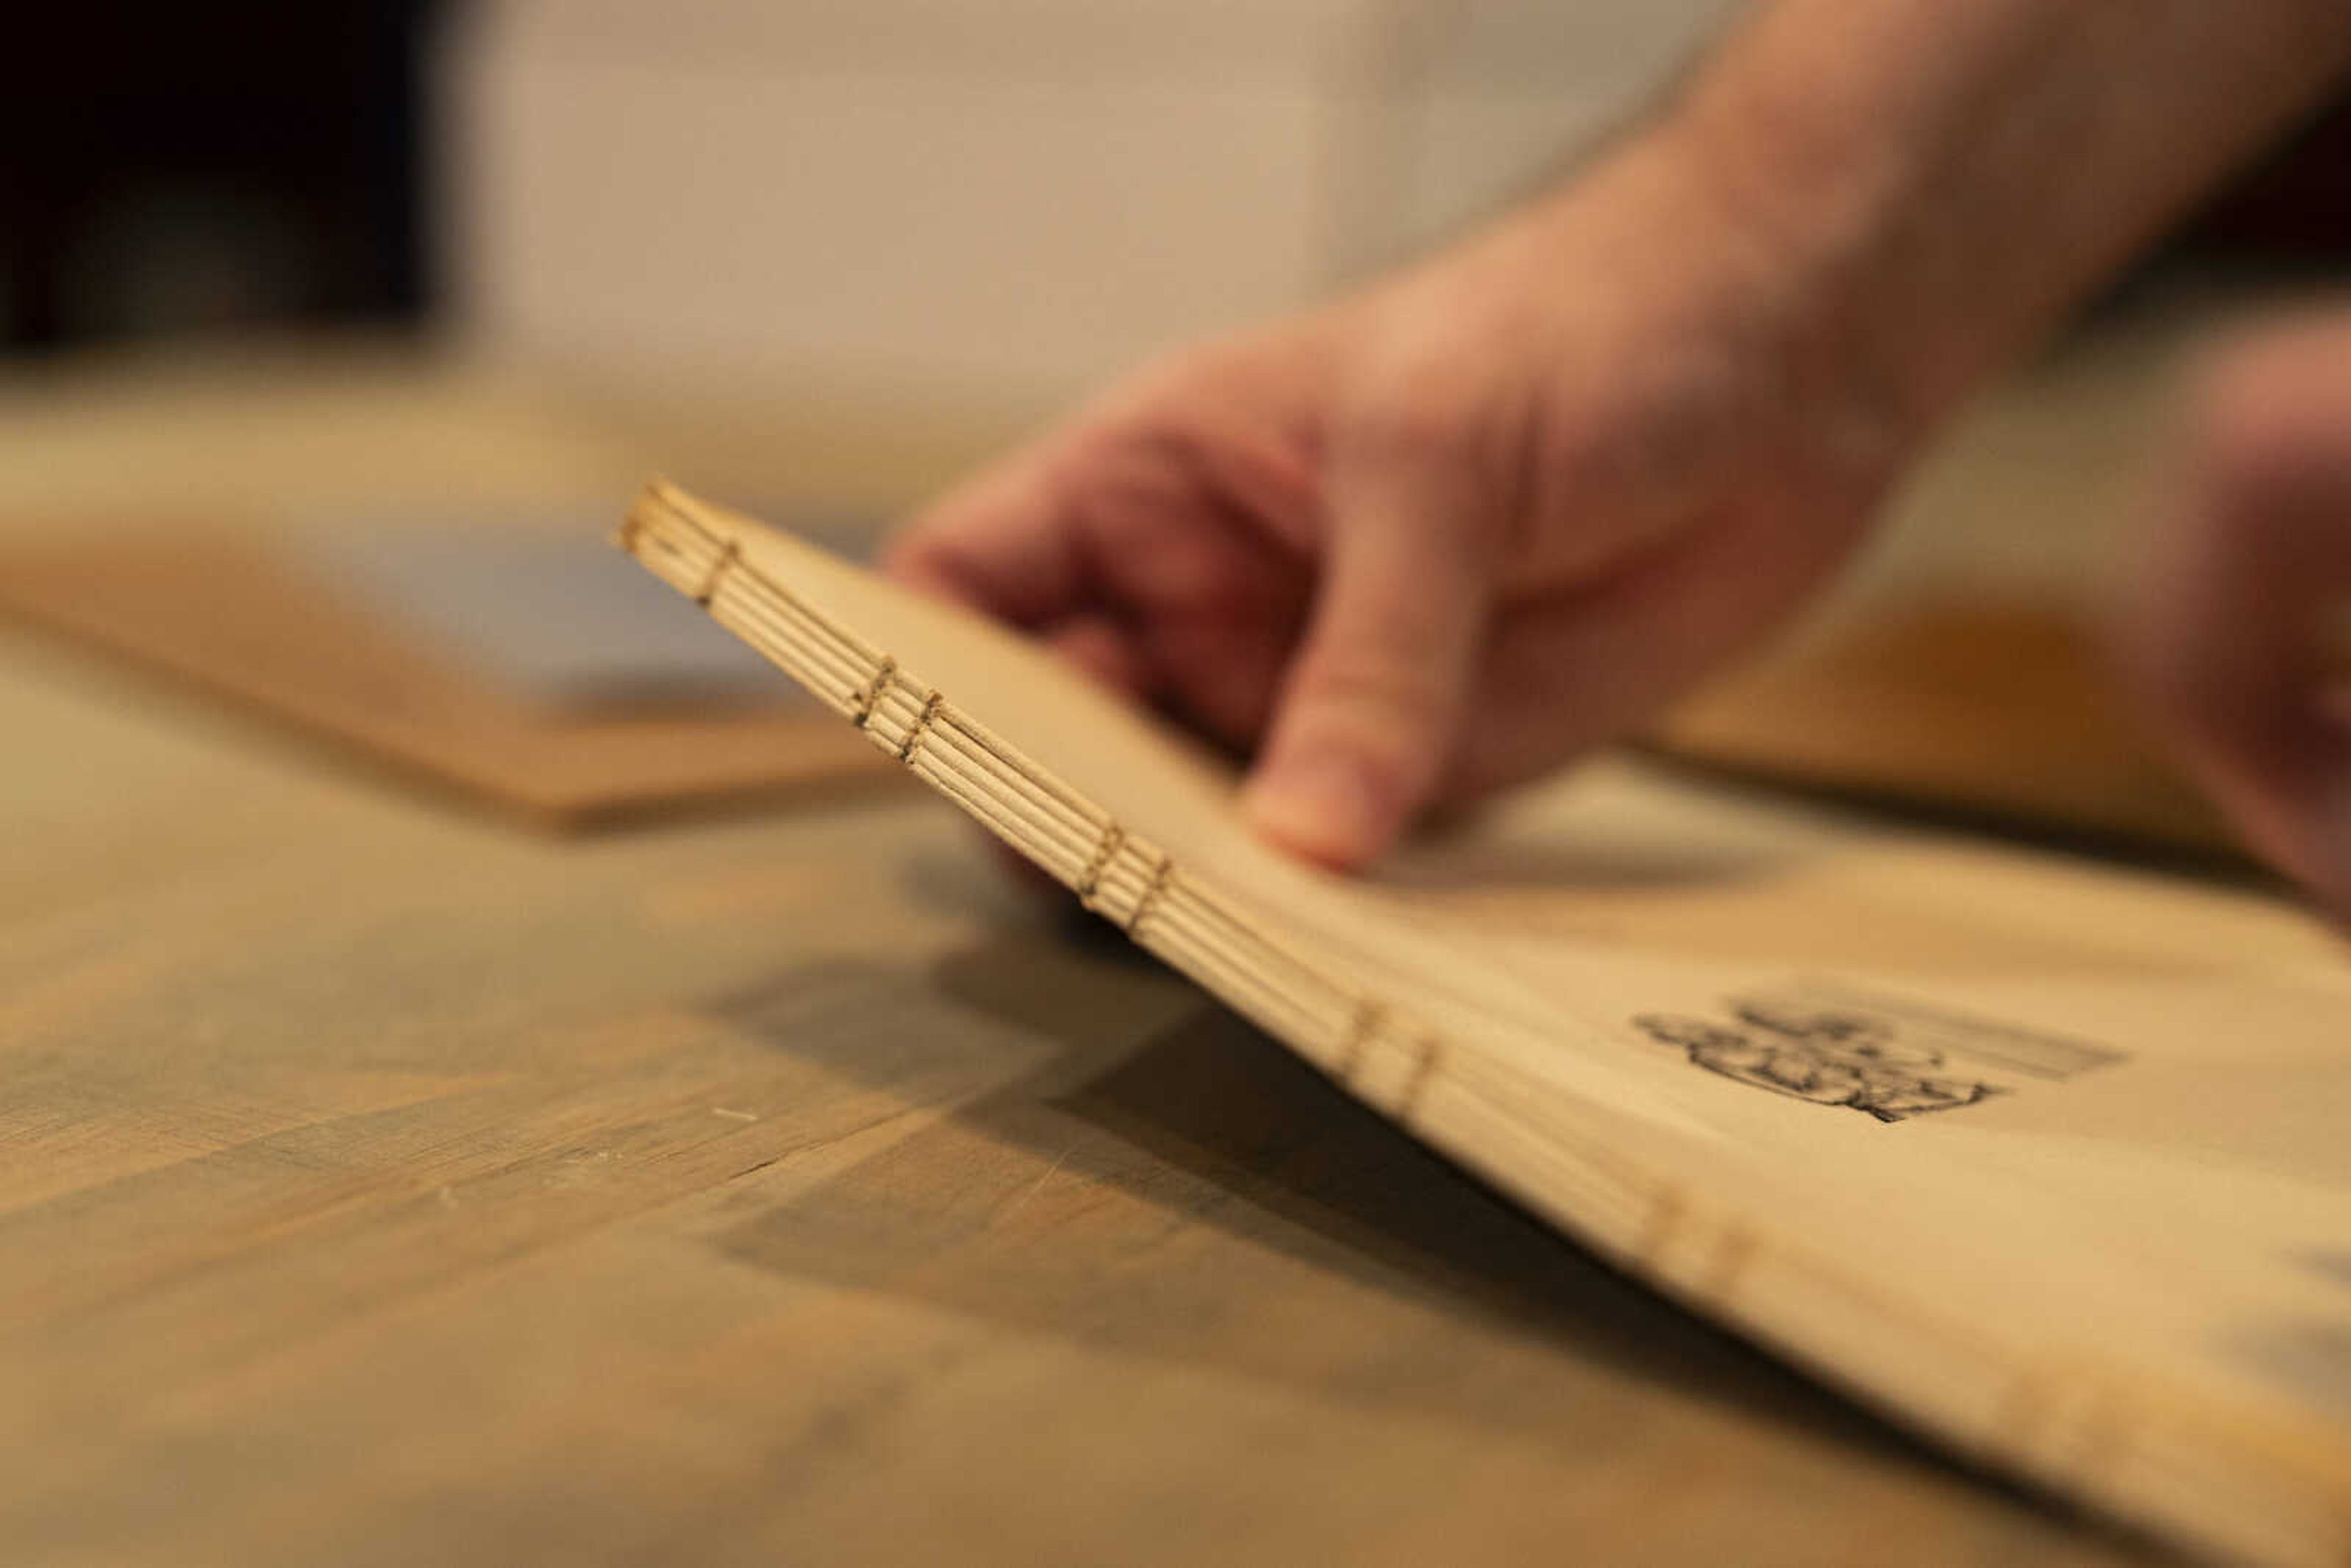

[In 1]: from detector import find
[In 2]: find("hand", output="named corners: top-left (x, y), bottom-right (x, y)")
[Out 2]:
top-left (887, 135), bottom-right (1920, 869)
top-left (2120, 309), bottom-right (2351, 918)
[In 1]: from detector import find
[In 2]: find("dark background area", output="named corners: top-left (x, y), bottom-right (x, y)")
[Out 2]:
top-left (0, 3), bottom-right (2345, 357)
top-left (1, 4), bottom-right (440, 352)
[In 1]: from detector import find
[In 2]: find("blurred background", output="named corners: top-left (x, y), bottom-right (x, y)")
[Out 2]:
top-left (13, 2), bottom-right (2350, 394)
top-left (5, 0), bottom-right (2351, 844)
top-left (16, 17), bottom-right (2351, 1564)
top-left (13, 1), bottom-right (1764, 397)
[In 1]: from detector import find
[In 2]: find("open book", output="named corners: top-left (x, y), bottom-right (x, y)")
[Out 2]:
top-left (622, 481), bottom-right (2351, 1567)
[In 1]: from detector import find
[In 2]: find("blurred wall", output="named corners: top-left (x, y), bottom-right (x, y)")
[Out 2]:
top-left (7, 4), bottom-right (2343, 373)
top-left (443, 0), bottom-right (1741, 410)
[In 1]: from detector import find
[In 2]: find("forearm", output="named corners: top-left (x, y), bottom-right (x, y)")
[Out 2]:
top-left (1649, 0), bottom-right (2351, 432)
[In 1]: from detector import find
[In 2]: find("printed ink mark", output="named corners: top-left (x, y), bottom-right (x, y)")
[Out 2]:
top-left (1777, 979), bottom-right (2122, 1081)
top-left (1632, 998), bottom-right (2003, 1122)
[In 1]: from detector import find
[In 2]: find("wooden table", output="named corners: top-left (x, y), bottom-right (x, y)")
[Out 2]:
top-left (0, 348), bottom-right (2172, 1566)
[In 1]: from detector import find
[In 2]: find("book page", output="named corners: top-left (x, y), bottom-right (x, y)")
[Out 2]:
top-left (623, 481), bottom-right (2351, 1568)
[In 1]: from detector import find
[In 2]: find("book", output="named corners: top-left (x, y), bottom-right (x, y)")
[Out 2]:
top-left (0, 523), bottom-right (888, 827)
top-left (621, 479), bottom-right (2351, 1567)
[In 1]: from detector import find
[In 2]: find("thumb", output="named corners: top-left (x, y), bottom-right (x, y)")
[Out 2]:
top-left (1243, 451), bottom-right (1496, 868)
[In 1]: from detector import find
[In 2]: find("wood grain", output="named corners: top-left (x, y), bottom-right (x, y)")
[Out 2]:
top-left (0, 585), bottom-right (2150, 1568)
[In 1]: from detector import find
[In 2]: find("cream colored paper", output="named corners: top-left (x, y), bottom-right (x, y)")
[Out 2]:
top-left (623, 480), bottom-right (2351, 1567)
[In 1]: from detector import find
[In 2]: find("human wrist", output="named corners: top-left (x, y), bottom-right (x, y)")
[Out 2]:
top-left (1643, 64), bottom-right (1981, 465)
top-left (1514, 115), bottom-right (1940, 503)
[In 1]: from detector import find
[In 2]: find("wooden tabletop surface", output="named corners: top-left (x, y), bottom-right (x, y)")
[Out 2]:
top-left (0, 348), bottom-right (2175, 1567)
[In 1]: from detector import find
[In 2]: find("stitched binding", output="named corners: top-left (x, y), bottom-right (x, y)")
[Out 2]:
top-left (852, 657), bottom-right (898, 729)
top-left (693, 539), bottom-right (741, 606)
top-left (1395, 1035), bottom-right (1444, 1118)
top-left (1075, 824), bottom-right (1126, 906)
top-left (1338, 1000), bottom-right (1387, 1080)
top-left (898, 692), bottom-right (943, 763)
top-left (1125, 855), bottom-right (1176, 936)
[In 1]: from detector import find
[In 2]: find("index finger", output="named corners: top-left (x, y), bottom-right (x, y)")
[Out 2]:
top-left (884, 438), bottom-right (1092, 628)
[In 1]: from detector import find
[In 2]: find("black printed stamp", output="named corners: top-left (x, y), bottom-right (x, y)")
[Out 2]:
top-left (1632, 996), bottom-right (2007, 1122)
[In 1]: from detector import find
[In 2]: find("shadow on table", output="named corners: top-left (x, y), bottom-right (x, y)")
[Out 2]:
top-left (711, 922), bottom-right (2154, 1560)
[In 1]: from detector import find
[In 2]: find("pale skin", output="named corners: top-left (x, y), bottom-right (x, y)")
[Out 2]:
top-left (887, 0), bottom-right (2351, 915)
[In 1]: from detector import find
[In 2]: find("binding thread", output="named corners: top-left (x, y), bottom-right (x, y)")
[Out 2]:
top-left (1395, 1034), bottom-right (1444, 1118)
top-left (898, 692), bottom-right (943, 763)
top-left (1635, 1187), bottom-right (1686, 1267)
top-left (1075, 824), bottom-right (1126, 906)
top-left (1700, 1222), bottom-right (1757, 1300)
top-left (1339, 1000), bottom-right (1387, 1080)
top-left (852, 658), bottom-right (898, 729)
top-left (693, 539), bottom-right (741, 606)
top-left (1125, 855), bottom-right (1176, 936)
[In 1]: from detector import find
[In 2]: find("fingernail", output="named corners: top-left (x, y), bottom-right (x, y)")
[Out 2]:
top-left (1243, 748), bottom-right (1389, 868)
